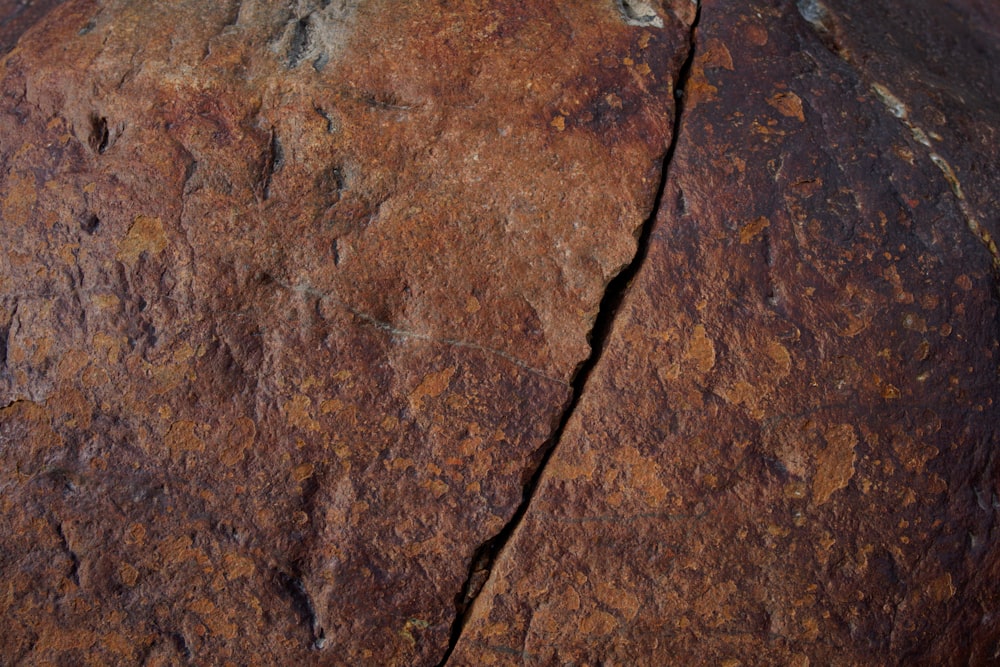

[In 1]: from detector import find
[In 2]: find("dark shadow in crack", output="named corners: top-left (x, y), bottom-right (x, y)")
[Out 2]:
top-left (435, 3), bottom-right (705, 664)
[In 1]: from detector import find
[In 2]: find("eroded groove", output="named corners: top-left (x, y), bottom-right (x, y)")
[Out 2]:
top-left (436, 5), bottom-right (703, 664)
top-left (0, 298), bottom-right (17, 370)
top-left (257, 127), bottom-right (283, 201)
top-left (276, 568), bottom-right (325, 650)
top-left (55, 522), bottom-right (80, 586)
top-left (286, 16), bottom-right (311, 69)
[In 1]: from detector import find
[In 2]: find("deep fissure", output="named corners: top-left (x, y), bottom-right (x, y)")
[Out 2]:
top-left (437, 6), bottom-right (703, 664)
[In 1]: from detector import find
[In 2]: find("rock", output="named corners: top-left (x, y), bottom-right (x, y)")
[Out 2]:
top-left (0, 0), bottom-right (65, 54)
top-left (3, 0), bottom-right (999, 665)
top-left (0, 1), bottom-right (691, 663)
top-left (451, 1), bottom-right (1000, 665)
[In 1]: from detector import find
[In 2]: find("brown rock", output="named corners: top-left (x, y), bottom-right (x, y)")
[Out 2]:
top-left (0, 0), bottom-right (65, 54)
top-left (3, 0), bottom-right (999, 665)
top-left (0, 0), bottom-right (691, 664)
top-left (451, 0), bottom-right (1000, 665)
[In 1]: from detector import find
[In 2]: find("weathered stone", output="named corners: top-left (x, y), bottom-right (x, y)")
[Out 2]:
top-left (451, 0), bottom-right (1000, 664)
top-left (0, 1), bottom-right (691, 663)
top-left (0, 0), bottom-right (65, 54)
top-left (4, 0), bottom-right (999, 664)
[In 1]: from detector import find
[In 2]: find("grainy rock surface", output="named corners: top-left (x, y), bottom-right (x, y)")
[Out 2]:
top-left (452, 1), bottom-right (1000, 665)
top-left (0, 0), bottom-right (65, 54)
top-left (1, 0), bottom-right (998, 666)
top-left (0, 1), bottom-right (690, 663)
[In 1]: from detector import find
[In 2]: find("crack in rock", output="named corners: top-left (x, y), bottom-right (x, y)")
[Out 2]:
top-left (435, 4), bottom-right (703, 664)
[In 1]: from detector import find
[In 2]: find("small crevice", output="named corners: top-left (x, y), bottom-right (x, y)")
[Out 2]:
top-left (90, 115), bottom-right (110, 154)
top-left (313, 104), bottom-right (338, 133)
top-left (56, 522), bottom-right (80, 586)
top-left (0, 298), bottom-right (16, 371)
top-left (359, 90), bottom-right (412, 111)
top-left (287, 16), bottom-right (312, 69)
top-left (79, 212), bottom-right (100, 235)
top-left (257, 127), bottom-right (284, 201)
top-left (277, 568), bottom-right (325, 650)
top-left (182, 159), bottom-right (199, 194)
top-left (436, 5), bottom-right (703, 664)
top-left (223, 0), bottom-right (243, 28)
top-left (169, 630), bottom-right (193, 661)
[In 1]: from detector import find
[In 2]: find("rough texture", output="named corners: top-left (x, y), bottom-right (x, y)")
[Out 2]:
top-left (2, 0), bottom-right (999, 666)
top-left (0, 1), bottom-right (691, 664)
top-left (0, 0), bottom-right (65, 54)
top-left (451, 0), bottom-right (1000, 665)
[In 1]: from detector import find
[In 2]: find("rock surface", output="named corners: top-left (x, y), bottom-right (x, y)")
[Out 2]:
top-left (452, 1), bottom-right (1000, 665)
top-left (0, 1), bottom-right (691, 663)
top-left (0, 0), bottom-right (65, 54)
top-left (1, 0), bottom-right (998, 665)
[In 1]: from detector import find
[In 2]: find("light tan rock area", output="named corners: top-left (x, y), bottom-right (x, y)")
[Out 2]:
top-left (1, 0), bottom-right (998, 665)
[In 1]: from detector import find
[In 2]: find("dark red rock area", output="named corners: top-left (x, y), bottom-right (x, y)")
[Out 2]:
top-left (0, 0), bottom-right (65, 54)
top-left (1, 0), bottom-right (998, 666)
top-left (452, 0), bottom-right (1000, 665)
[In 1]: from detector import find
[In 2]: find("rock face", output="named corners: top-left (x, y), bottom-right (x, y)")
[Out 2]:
top-left (0, 0), bottom-right (65, 54)
top-left (0, 1), bottom-right (997, 666)
top-left (451, 1), bottom-right (1000, 665)
top-left (0, 0), bottom-right (692, 664)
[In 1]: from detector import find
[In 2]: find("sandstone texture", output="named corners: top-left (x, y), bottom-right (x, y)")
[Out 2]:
top-left (0, 0), bottom-right (64, 54)
top-left (452, 1), bottom-right (1000, 665)
top-left (0, 0), bottom-right (691, 663)
top-left (1, 0), bottom-right (998, 666)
